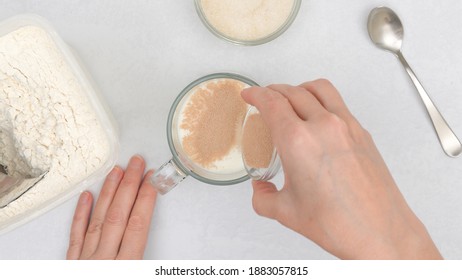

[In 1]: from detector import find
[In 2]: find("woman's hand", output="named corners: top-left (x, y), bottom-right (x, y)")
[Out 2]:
top-left (242, 79), bottom-right (442, 259)
top-left (67, 155), bottom-right (157, 259)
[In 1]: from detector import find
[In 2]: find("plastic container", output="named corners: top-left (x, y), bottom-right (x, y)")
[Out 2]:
top-left (0, 14), bottom-right (119, 235)
top-left (195, 0), bottom-right (302, 46)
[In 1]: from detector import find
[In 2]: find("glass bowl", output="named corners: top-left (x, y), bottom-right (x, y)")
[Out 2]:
top-left (241, 106), bottom-right (281, 181)
top-left (195, 0), bottom-right (302, 46)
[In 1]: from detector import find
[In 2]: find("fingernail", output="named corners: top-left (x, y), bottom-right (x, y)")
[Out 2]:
top-left (146, 169), bottom-right (155, 178)
top-left (108, 166), bottom-right (123, 181)
top-left (130, 154), bottom-right (145, 169)
top-left (80, 191), bottom-right (90, 205)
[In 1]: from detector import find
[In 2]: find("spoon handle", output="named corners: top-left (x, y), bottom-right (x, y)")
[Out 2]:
top-left (396, 51), bottom-right (462, 157)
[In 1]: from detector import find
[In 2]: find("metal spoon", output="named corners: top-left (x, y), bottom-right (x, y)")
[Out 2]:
top-left (0, 163), bottom-right (47, 208)
top-left (367, 6), bottom-right (462, 157)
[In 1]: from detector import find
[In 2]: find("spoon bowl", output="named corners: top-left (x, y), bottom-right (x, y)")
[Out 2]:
top-left (367, 7), bottom-right (403, 53)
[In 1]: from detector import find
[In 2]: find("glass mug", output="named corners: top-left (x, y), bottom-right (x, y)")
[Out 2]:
top-left (150, 73), bottom-right (257, 194)
top-left (150, 73), bottom-right (282, 195)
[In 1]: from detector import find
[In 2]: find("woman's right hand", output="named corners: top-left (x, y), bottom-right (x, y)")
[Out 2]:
top-left (241, 79), bottom-right (442, 259)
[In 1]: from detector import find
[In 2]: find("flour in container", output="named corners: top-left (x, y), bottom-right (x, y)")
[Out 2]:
top-left (0, 25), bottom-right (110, 225)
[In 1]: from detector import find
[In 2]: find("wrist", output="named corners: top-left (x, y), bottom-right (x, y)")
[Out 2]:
top-left (394, 225), bottom-right (442, 259)
top-left (355, 220), bottom-right (443, 260)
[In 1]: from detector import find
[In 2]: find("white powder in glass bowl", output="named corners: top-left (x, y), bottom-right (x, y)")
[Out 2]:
top-left (0, 24), bottom-right (112, 229)
top-left (198, 0), bottom-right (298, 43)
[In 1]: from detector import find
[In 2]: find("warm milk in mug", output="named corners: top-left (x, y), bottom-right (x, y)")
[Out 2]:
top-left (150, 73), bottom-right (258, 194)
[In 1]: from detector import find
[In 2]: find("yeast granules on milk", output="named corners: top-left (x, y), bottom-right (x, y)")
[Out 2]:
top-left (180, 79), bottom-right (248, 170)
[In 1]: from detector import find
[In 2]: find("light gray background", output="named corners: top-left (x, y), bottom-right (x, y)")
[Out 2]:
top-left (1, 0), bottom-right (462, 259)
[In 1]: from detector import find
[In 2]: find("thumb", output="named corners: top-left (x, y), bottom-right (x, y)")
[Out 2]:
top-left (252, 180), bottom-right (280, 220)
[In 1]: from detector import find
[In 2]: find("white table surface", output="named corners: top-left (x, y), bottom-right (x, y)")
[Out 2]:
top-left (1, 0), bottom-right (462, 260)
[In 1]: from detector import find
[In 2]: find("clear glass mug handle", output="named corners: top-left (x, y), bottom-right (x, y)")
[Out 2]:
top-left (150, 159), bottom-right (187, 195)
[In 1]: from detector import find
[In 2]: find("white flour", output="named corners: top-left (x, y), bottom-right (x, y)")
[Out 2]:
top-left (0, 26), bottom-right (110, 224)
top-left (200, 0), bottom-right (295, 41)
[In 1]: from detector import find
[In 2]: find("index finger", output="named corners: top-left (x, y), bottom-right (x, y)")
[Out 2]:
top-left (241, 86), bottom-right (301, 145)
top-left (299, 79), bottom-right (357, 124)
top-left (117, 170), bottom-right (157, 259)
top-left (96, 155), bottom-right (146, 258)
